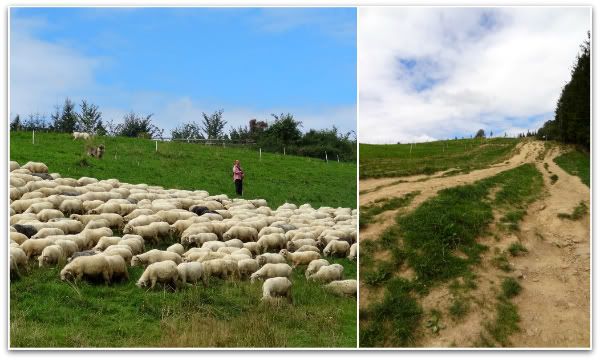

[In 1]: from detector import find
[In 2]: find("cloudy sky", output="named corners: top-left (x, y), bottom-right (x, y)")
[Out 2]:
top-left (10, 7), bottom-right (356, 134)
top-left (359, 7), bottom-right (590, 144)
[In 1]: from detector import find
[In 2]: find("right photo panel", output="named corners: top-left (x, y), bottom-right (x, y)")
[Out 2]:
top-left (358, 7), bottom-right (591, 348)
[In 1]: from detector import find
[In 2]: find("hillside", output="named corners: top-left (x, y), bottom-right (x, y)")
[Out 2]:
top-left (10, 131), bottom-right (356, 209)
top-left (360, 137), bottom-right (519, 179)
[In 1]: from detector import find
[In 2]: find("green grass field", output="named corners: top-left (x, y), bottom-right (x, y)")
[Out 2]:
top-left (10, 131), bottom-right (356, 209)
top-left (9, 131), bottom-right (357, 348)
top-left (554, 149), bottom-right (590, 187)
top-left (359, 138), bottom-right (519, 179)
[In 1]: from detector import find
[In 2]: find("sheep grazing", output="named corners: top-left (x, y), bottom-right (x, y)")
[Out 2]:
top-left (10, 232), bottom-right (28, 245)
top-left (257, 233), bottom-right (286, 253)
top-left (323, 280), bottom-right (357, 297)
top-left (131, 249), bottom-right (182, 267)
top-left (182, 232), bottom-right (218, 248)
top-left (308, 264), bottom-right (344, 283)
top-left (256, 253), bottom-right (286, 266)
top-left (20, 238), bottom-right (55, 258)
top-left (261, 277), bottom-right (293, 304)
top-left (202, 259), bottom-right (235, 283)
top-left (177, 262), bottom-right (207, 286)
top-left (347, 243), bottom-right (357, 261)
top-left (104, 254), bottom-right (129, 282)
top-left (37, 244), bottom-right (65, 267)
top-left (22, 161), bottom-right (49, 174)
top-left (222, 225), bottom-right (258, 242)
top-left (166, 243), bottom-right (185, 255)
top-left (60, 254), bottom-right (112, 284)
top-left (279, 249), bottom-right (321, 268)
top-left (136, 260), bottom-right (179, 290)
top-left (10, 161), bottom-right (20, 172)
top-left (237, 258), bottom-right (259, 279)
top-left (31, 227), bottom-right (65, 239)
top-left (126, 222), bottom-right (170, 245)
top-left (305, 259), bottom-right (330, 279)
top-left (323, 240), bottom-right (351, 258)
top-left (250, 263), bottom-right (293, 283)
top-left (72, 131), bottom-right (91, 140)
top-left (103, 246), bottom-right (133, 263)
top-left (10, 247), bottom-right (28, 276)
top-left (54, 239), bottom-right (79, 258)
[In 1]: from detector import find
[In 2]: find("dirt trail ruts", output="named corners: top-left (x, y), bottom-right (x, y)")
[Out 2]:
top-left (506, 147), bottom-right (590, 347)
top-left (359, 141), bottom-right (542, 242)
top-left (359, 140), bottom-right (590, 347)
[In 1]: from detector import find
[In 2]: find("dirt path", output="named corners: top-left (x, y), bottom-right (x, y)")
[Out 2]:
top-left (359, 141), bottom-right (543, 242)
top-left (359, 140), bottom-right (590, 347)
top-left (507, 147), bottom-right (590, 347)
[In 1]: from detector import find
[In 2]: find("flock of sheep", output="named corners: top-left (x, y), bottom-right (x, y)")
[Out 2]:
top-left (9, 160), bottom-right (357, 304)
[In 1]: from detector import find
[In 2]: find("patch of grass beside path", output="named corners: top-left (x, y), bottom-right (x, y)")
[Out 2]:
top-left (9, 131), bottom-right (356, 209)
top-left (360, 137), bottom-right (520, 179)
top-left (359, 164), bottom-right (543, 347)
top-left (359, 191), bottom-right (420, 229)
top-left (554, 149), bottom-right (590, 187)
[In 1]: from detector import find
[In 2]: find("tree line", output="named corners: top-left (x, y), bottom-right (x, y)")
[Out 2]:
top-left (10, 100), bottom-right (356, 161)
top-left (537, 32), bottom-right (590, 149)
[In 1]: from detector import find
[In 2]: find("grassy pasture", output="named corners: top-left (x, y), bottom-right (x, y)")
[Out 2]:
top-left (10, 131), bottom-right (356, 209)
top-left (9, 131), bottom-right (357, 348)
top-left (359, 137), bottom-right (519, 179)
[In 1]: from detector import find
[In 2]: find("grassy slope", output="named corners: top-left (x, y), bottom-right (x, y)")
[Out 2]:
top-left (360, 138), bottom-right (519, 179)
top-left (9, 131), bottom-right (357, 348)
top-left (554, 149), bottom-right (590, 187)
top-left (10, 131), bottom-right (356, 209)
top-left (360, 164), bottom-right (544, 347)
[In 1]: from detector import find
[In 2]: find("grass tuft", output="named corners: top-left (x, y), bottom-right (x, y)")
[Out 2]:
top-left (557, 201), bottom-right (588, 220)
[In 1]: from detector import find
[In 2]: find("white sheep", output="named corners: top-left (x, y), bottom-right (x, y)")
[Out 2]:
top-left (103, 254), bottom-right (129, 282)
top-left (118, 238), bottom-right (144, 255)
top-left (296, 245), bottom-right (321, 253)
top-left (131, 249), bottom-right (182, 267)
top-left (347, 243), bottom-right (357, 261)
top-left (22, 161), bottom-right (49, 173)
top-left (36, 209), bottom-right (65, 222)
top-left (323, 240), bottom-right (351, 258)
top-left (237, 258), bottom-right (259, 279)
top-left (257, 233), bottom-right (286, 253)
top-left (93, 236), bottom-right (122, 251)
top-left (323, 280), bottom-right (357, 297)
top-left (256, 253), bottom-right (286, 266)
top-left (305, 259), bottom-right (330, 279)
top-left (308, 264), bottom-right (344, 283)
top-left (31, 227), bottom-right (65, 239)
top-left (201, 240), bottom-right (227, 252)
top-left (59, 199), bottom-right (84, 215)
top-left (279, 249), bottom-right (321, 267)
top-left (223, 225), bottom-right (258, 242)
top-left (177, 262), bottom-right (207, 286)
top-left (224, 239), bottom-right (244, 248)
top-left (166, 243), bottom-right (185, 255)
top-left (202, 258), bottom-right (232, 283)
top-left (136, 260), bottom-right (179, 290)
top-left (60, 254), bottom-right (112, 284)
top-left (258, 226), bottom-right (285, 238)
top-left (54, 239), bottom-right (80, 258)
top-left (182, 232), bottom-right (218, 248)
top-left (20, 238), bottom-right (55, 258)
top-left (103, 247), bottom-right (133, 263)
top-left (126, 222), bottom-right (170, 245)
top-left (261, 277), bottom-right (292, 303)
top-left (250, 263), bottom-right (293, 283)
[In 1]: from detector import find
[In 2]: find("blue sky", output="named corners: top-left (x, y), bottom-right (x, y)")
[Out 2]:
top-left (10, 7), bottom-right (357, 134)
top-left (359, 7), bottom-right (590, 143)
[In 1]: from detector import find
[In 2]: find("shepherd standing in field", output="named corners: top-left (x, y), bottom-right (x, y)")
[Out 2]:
top-left (233, 160), bottom-right (244, 196)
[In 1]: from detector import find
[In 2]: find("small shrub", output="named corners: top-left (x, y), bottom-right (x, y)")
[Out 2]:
top-left (501, 277), bottom-right (522, 299)
top-left (507, 242), bottom-right (528, 257)
top-left (550, 174), bottom-right (558, 184)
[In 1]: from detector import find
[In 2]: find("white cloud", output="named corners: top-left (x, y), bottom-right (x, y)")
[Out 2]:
top-left (10, 16), bottom-right (103, 118)
top-left (359, 7), bottom-right (590, 144)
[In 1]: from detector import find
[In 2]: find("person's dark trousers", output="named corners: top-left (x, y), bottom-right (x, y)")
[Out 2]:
top-left (235, 179), bottom-right (243, 196)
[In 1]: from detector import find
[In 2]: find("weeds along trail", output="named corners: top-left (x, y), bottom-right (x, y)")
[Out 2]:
top-left (359, 141), bottom-right (543, 243)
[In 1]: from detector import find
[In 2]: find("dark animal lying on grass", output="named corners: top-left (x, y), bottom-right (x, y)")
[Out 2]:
top-left (13, 224), bottom-right (38, 238)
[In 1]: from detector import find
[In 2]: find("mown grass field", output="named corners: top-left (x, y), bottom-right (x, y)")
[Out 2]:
top-left (359, 138), bottom-right (519, 179)
top-left (10, 131), bottom-right (356, 209)
top-left (9, 131), bottom-right (357, 348)
top-left (554, 149), bottom-right (590, 187)
top-left (360, 164), bottom-right (544, 347)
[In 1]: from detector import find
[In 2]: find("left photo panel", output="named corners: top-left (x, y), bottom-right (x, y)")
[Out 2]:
top-left (8, 7), bottom-right (357, 348)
